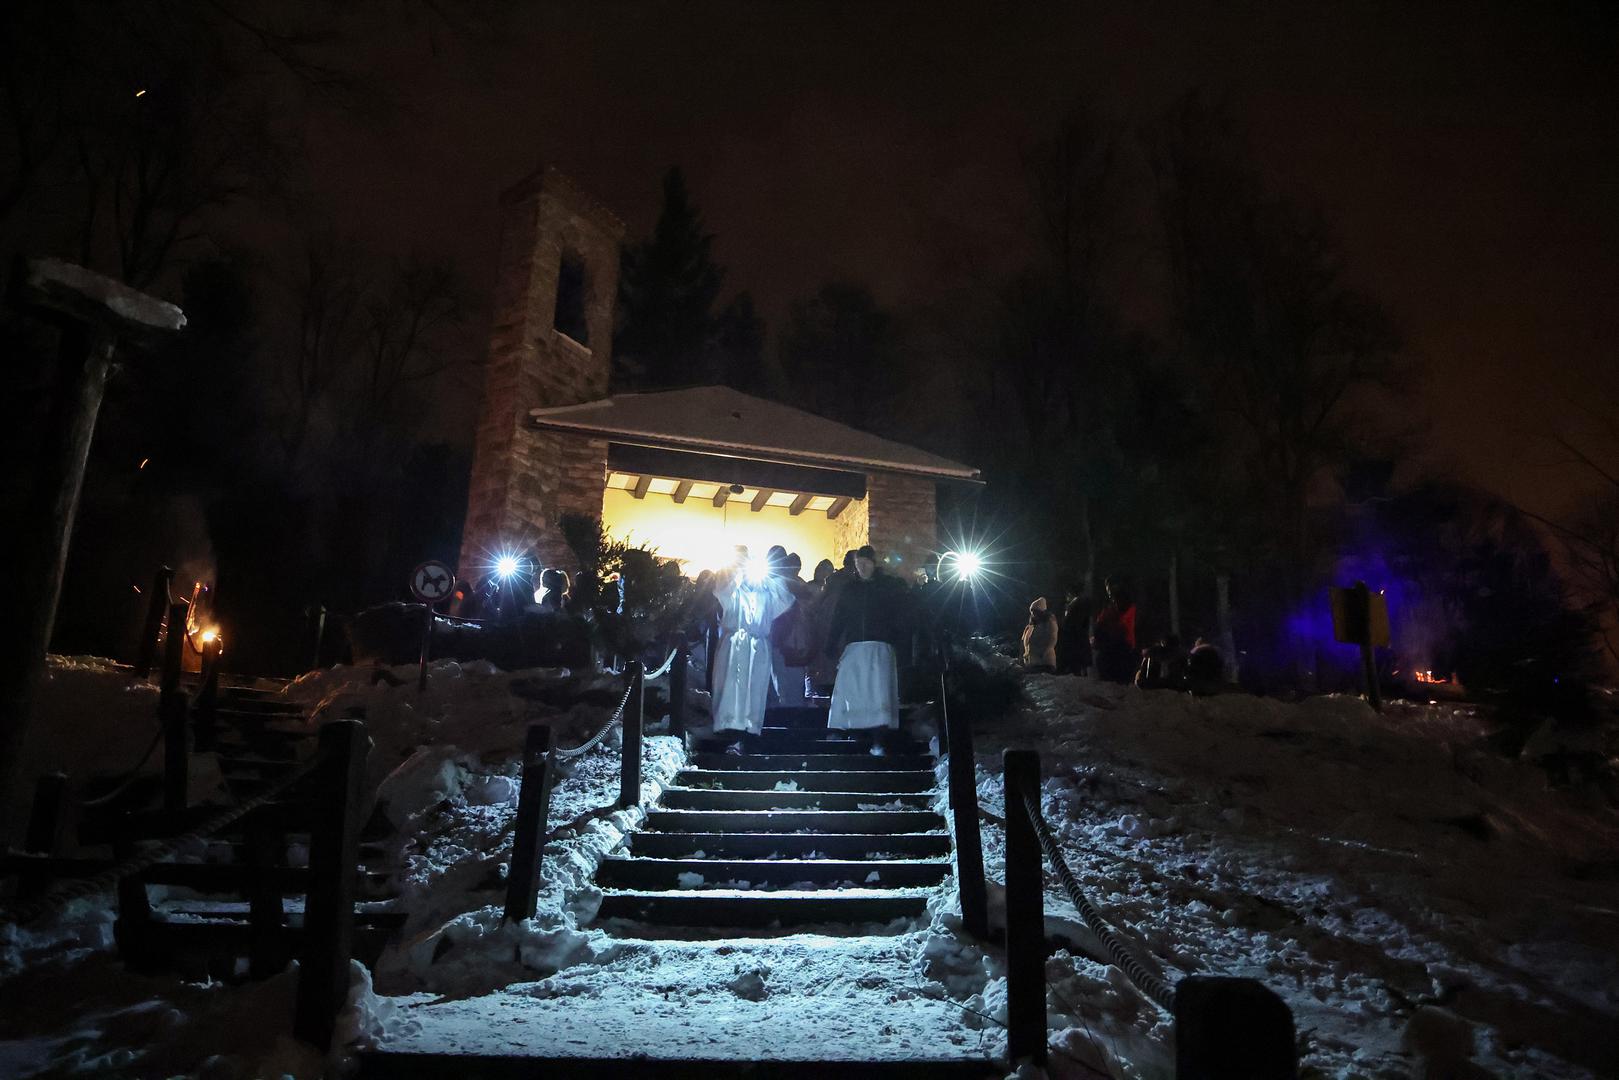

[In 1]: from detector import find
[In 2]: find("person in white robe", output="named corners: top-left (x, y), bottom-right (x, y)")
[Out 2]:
top-left (710, 549), bottom-right (797, 746)
top-left (826, 546), bottom-right (909, 735)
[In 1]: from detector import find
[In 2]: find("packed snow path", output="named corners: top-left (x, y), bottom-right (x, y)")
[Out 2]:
top-left (361, 700), bottom-right (1006, 1076)
top-left (594, 704), bottom-right (950, 931)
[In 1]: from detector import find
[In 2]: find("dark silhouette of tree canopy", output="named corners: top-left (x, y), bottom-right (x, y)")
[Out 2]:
top-left (779, 280), bottom-right (897, 431)
top-left (615, 167), bottom-right (725, 389)
top-left (1150, 90), bottom-right (1401, 602)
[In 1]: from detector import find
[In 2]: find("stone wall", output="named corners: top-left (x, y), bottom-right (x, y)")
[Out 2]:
top-left (829, 493), bottom-right (869, 565)
top-left (866, 471), bottom-right (938, 574)
top-left (459, 168), bottom-right (623, 578)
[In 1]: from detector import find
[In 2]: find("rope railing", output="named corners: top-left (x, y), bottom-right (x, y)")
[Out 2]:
top-left (554, 674), bottom-right (638, 760)
top-left (3, 747), bottom-right (330, 926)
top-left (1016, 787), bottom-right (1175, 1013)
top-left (642, 647), bottom-right (679, 681)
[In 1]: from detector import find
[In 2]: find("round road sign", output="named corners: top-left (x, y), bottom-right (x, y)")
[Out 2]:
top-left (410, 560), bottom-right (456, 604)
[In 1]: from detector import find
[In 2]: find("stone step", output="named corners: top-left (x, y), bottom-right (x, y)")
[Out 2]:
top-left (643, 810), bottom-right (947, 834)
top-left (595, 889), bottom-right (930, 929)
top-left (675, 769), bottom-right (936, 793)
top-left (697, 733), bottom-right (925, 755)
top-left (626, 831), bottom-right (953, 860)
top-left (595, 856), bottom-right (949, 891)
top-left (689, 753), bottom-right (934, 772)
top-left (760, 705), bottom-right (832, 729)
top-left (356, 1052), bottom-right (999, 1078)
top-left (658, 788), bottom-right (934, 812)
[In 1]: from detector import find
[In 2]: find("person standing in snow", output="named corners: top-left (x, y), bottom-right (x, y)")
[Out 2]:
top-left (1056, 587), bottom-right (1092, 675)
top-left (1022, 596), bottom-right (1059, 672)
top-left (825, 546), bottom-right (909, 741)
top-left (1090, 577), bottom-right (1137, 683)
top-left (711, 546), bottom-right (797, 752)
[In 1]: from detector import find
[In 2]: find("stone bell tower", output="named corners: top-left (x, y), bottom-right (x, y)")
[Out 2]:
top-left (459, 166), bottom-right (624, 577)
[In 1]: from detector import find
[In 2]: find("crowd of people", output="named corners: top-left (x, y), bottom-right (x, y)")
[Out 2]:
top-left (691, 544), bottom-right (918, 755)
top-left (1021, 576), bottom-right (1229, 694)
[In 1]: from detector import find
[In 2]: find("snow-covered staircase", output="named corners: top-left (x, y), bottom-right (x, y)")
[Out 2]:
top-left (593, 704), bottom-right (950, 932)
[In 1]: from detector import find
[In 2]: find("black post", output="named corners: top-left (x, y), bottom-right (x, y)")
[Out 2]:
top-left (944, 674), bottom-right (988, 940)
top-left (705, 620), bottom-right (718, 693)
top-left (112, 820), bottom-right (156, 972)
top-left (295, 719), bottom-right (369, 1051)
top-left (194, 636), bottom-right (221, 752)
top-left (619, 661), bottom-right (645, 810)
top-left (245, 815), bottom-right (286, 979)
top-left (1174, 976), bottom-right (1298, 1079)
top-left (161, 603), bottom-right (188, 812)
top-left (417, 604), bottom-right (433, 693)
top-left (504, 724), bottom-right (557, 923)
top-left (668, 645), bottom-right (688, 739)
top-left (20, 771), bottom-right (68, 898)
top-left (135, 565), bottom-right (173, 679)
top-left (1004, 749), bottom-right (1047, 1065)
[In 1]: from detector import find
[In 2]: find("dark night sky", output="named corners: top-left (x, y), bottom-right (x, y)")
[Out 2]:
top-left (290, 1), bottom-right (1618, 517)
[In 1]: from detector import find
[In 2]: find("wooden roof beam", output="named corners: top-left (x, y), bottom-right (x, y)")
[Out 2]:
top-left (672, 479), bottom-right (693, 504)
top-left (826, 496), bottom-right (852, 520)
top-left (750, 488), bottom-right (774, 512)
top-left (713, 486), bottom-right (730, 508)
top-left (630, 474), bottom-right (651, 500)
top-left (788, 492), bottom-right (813, 517)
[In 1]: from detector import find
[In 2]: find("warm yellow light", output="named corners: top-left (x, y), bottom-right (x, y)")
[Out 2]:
top-left (200, 628), bottom-right (219, 644)
top-left (601, 487), bottom-right (854, 577)
top-left (135, 88), bottom-right (147, 98)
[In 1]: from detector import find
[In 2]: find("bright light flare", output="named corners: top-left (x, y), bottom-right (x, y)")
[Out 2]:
top-left (200, 627), bottom-right (219, 644)
top-left (495, 554), bottom-right (520, 580)
top-left (744, 556), bottom-right (771, 584)
top-left (941, 549), bottom-right (986, 582)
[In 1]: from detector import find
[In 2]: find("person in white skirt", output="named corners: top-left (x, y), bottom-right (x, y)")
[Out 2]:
top-left (711, 547), bottom-right (797, 753)
top-left (824, 545), bottom-right (910, 748)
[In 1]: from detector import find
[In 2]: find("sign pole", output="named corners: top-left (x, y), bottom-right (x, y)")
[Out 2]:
top-left (418, 603), bottom-right (433, 694)
top-left (408, 560), bottom-right (457, 696)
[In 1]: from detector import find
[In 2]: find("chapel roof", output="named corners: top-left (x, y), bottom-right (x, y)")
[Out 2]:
top-left (530, 385), bottom-right (980, 482)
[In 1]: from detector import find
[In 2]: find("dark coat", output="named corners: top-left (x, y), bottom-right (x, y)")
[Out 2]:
top-left (826, 572), bottom-right (911, 655)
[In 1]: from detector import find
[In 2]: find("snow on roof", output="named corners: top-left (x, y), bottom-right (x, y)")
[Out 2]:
top-left (529, 385), bottom-right (980, 482)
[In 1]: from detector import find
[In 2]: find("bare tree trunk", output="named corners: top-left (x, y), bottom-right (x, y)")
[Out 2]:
top-left (1079, 496), bottom-right (1095, 600)
top-left (1216, 572), bottom-right (1238, 682)
top-left (1168, 551), bottom-right (1181, 638)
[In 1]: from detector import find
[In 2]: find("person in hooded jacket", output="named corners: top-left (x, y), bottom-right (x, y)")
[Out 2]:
top-left (1022, 596), bottom-right (1059, 672)
top-left (1091, 577), bottom-right (1138, 683)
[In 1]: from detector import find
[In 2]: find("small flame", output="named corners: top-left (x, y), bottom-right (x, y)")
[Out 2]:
top-left (138, 457), bottom-right (149, 469)
top-left (135, 89), bottom-right (147, 98)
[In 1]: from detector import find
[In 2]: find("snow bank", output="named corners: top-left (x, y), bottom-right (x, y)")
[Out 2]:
top-left (970, 676), bottom-right (1619, 1078)
top-left (2, 655), bottom-right (681, 1077)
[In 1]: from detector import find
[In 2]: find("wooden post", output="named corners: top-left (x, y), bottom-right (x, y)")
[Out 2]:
top-left (20, 772), bottom-right (68, 898)
top-left (619, 662), bottom-right (644, 810)
top-left (295, 719), bottom-right (369, 1051)
top-left (944, 674), bottom-right (988, 940)
top-left (194, 637), bottom-right (221, 752)
top-left (135, 565), bottom-right (174, 679)
top-left (1174, 976), bottom-right (1297, 1079)
top-left (705, 621), bottom-right (718, 692)
top-left (245, 815), bottom-right (286, 979)
top-left (113, 820), bottom-right (156, 972)
top-left (668, 645), bottom-right (688, 739)
top-left (161, 602), bottom-right (189, 812)
top-left (0, 259), bottom-right (184, 837)
top-left (504, 724), bottom-right (557, 923)
top-left (1004, 749), bottom-right (1047, 1065)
